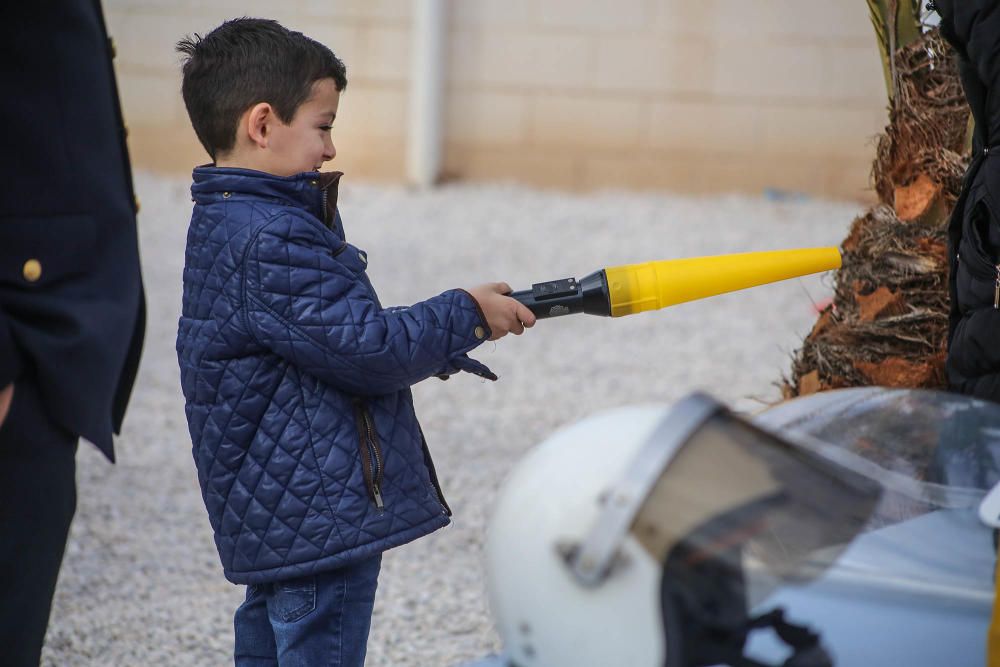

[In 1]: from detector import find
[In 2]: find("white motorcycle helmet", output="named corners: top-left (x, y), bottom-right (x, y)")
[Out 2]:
top-left (485, 388), bottom-right (1000, 667)
top-left (485, 392), bottom-right (882, 667)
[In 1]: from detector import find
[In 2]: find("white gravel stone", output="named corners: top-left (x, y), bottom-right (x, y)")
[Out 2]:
top-left (41, 171), bottom-right (860, 666)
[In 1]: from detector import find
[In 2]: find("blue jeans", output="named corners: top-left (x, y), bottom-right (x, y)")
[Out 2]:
top-left (234, 555), bottom-right (382, 666)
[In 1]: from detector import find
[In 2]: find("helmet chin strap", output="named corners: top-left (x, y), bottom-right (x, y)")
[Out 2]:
top-left (733, 609), bottom-right (832, 667)
top-left (663, 579), bottom-right (831, 667)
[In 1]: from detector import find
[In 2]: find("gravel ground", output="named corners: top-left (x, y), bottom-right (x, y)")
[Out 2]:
top-left (41, 171), bottom-right (860, 666)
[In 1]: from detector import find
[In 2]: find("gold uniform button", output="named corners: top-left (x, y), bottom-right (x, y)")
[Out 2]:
top-left (474, 325), bottom-right (486, 340)
top-left (134, 195), bottom-right (141, 213)
top-left (22, 259), bottom-right (42, 283)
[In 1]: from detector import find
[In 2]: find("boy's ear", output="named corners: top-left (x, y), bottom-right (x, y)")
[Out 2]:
top-left (246, 102), bottom-right (275, 149)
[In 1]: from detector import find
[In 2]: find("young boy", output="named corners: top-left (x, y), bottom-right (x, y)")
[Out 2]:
top-left (175, 18), bottom-right (535, 666)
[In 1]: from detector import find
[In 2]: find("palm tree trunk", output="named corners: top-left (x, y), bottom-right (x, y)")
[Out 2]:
top-left (782, 4), bottom-right (970, 397)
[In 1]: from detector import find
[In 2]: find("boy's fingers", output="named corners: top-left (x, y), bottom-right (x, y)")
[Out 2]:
top-left (515, 303), bottom-right (537, 327)
top-left (495, 282), bottom-right (512, 295)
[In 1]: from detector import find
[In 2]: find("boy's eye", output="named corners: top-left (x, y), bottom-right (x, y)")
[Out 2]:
top-left (319, 125), bottom-right (333, 132)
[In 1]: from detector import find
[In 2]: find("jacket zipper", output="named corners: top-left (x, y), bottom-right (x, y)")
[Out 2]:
top-left (353, 400), bottom-right (385, 510)
top-left (361, 410), bottom-right (385, 510)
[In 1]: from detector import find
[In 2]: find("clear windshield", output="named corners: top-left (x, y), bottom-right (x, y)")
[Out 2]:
top-left (756, 388), bottom-right (1000, 528)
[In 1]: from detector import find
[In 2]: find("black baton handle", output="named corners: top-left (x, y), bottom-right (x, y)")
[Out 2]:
top-left (508, 270), bottom-right (612, 319)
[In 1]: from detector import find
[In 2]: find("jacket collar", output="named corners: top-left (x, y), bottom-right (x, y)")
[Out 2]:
top-left (191, 166), bottom-right (343, 225)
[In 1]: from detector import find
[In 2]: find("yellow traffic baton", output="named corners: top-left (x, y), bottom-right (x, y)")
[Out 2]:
top-left (508, 247), bottom-right (842, 319)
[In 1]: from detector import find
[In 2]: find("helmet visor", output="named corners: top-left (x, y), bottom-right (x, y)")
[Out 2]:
top-left (630, 406), bottom-right (882, 598)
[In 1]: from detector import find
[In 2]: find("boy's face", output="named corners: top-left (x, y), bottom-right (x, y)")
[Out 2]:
top-left (263, 77), bottom-right (340, 176)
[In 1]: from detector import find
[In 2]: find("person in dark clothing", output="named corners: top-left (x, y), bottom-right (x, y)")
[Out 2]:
top-left (936, 1), bottom-right (1000, 401)
top-left (0, 2), bottom-right (146, 664)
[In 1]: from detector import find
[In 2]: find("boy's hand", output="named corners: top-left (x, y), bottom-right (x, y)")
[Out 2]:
top-left (467, 283), bottom-right (537, 340)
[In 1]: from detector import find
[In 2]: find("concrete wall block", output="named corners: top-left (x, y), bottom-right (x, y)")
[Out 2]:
top-left (711, 0), bottom-right (873, 41)
top-left (117, 71), bottom-right (185, 126)
top-left (336, 137), bottom-right (406, 181)
top-left (581, 154), bottom-right (705, 192)
top-left (104, 0), bottom-right (184, 13)
top-left (446, 92), bottom-right (528, 144)
top-left (175, 0), bottom-right (305, 17)
top-left (594, 35), bottom-right (715, 94)
top-left (106, 4), bottom-right (306, 28)
top-left (301, 0), bottom-right (410, 22)
top-left (444, 146), bottom-right (580, 190)
top-left (338, 85), bottom-right (408, 141)
top-left (649, 0), bottom-right (718, 36)
top-left (585, 150), bottom-right (873, 200)
top-left (108, 13), bottom-right (206, 71)
top-left (647, 100), bottom-right (761, 153)
top-left (713, 41), bottom-right (826, 99)
top-left (820, 42), bottom-right (890, 102)
top-left (536, 0), bottom-right (652, 32)
top-left (531, 95), bottom-right (644, 149)
top-left (449, 31), bottom-right (595, 88)
top-left (697, 152), bottom-right (819, 196)
top-left (128, 124), bottom-right (205, 172)
top-left (298, 23), bottom-right (363, 66)
top-left (196, 5), bottom-right (305, 25)
top-left (759, 105), bottom-right (886, 158)
top-left (358, 25), bottom-right (411, 83)
top-left (450, 0), bottom-right (537, 27)
top-left (825, 156), bottom-right (878, 201)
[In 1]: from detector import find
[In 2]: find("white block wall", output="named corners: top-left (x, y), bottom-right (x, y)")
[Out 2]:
top-left (106, 0), bottom-right (891, 200)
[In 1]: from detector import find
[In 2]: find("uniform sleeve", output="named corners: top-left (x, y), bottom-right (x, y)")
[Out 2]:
top-left (241, 215), bottom-right (491, 396)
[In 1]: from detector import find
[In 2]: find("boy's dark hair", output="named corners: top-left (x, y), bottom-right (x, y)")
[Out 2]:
top-left (176, 18), bottom-right (347, 160)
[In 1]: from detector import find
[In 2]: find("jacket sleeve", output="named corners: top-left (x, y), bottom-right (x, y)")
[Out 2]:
top-left (241, 214), bottom-right (492, 396)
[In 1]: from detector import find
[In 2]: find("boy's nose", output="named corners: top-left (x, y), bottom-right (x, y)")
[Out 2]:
top-left (324, 140), bottom-right (336, 162)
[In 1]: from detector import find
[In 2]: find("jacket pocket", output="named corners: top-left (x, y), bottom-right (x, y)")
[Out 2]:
top-left (965, 200), bottom-right (999, 272)
top-left (958, 200), bottom-right (1000, 311)
top-left (353, 400), bottom-right (385, 510)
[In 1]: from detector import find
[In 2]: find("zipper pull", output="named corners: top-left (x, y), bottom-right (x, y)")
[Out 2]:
top-left (372, 483), bottom-right (385, 510)
top-left (994, 265), bottom-right (999, 309)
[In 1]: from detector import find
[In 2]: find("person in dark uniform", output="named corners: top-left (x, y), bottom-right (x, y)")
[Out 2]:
top-left (937, 1), bottom-right (1000, 401)
top-left (0, 2), bottom-right (146, 664)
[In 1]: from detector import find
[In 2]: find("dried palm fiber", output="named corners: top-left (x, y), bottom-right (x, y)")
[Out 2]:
top-left (783, 28), bottom-right (969, 398)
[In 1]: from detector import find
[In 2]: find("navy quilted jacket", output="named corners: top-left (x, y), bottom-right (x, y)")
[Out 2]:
top-left (177, 167), bottom-right (494, 584)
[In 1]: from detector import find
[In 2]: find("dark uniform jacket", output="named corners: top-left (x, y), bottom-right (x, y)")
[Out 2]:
top-left (938, 0), bottom-right (1000, 401)
top-left (0, 1), bottom-right (145, 458)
